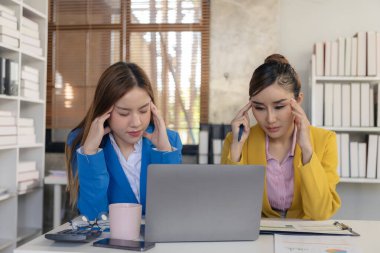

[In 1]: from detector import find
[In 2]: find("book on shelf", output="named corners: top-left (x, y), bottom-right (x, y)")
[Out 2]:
top-left (350, 142), bottom-right (359, 178)
top-left (0, 110), bottom-right (12, 116)
top-left (332, 84), bottom-right (342, 127)
top-left (17, 170), bottom-right (39, 182)
top-left (314, 83), bottom-right (324, 126)
top-left (21, 69), bottom-right (39, 82)
top-left (18, 179), bottom-right (39, 192)
top-left (0, 10), bottom-right (17, 22)
top-left (0, 116), bottom-right (16, 126)
top-left (18, 126), bottom-right (35, 135)
top-left (0, 135), bottom-right (17, 146)
top-left (366, 135), bottom-right (378, 179)
top-left (351, 37), bottom-right (358, 76)
top-left (0, 4), bottom-right (15, 16)
top-left (18, 134), bottom-right (36, 145)
top-left (23, 65), bottom-right (39, 75)
top-left (21, 43), bottom-right (43, 56)
top-left (340, 134), bottom-right (350, 178)
top-left (0, 16), bottom-right (17, 30)
top-left (0, 25), bottom-right (20, 39)
top-left (344, 37), bottom-right (352, 76)
top-left (338, 37), bottom-right (345, 76)
top-left (21, 88), bottom-right (40, 99)
top-left (350, 83), bottom-right (361, 127)
top-left (21, 79), bottom-right (39, 91)
top-left (314, 42), bottom-right (324, 76)
top-left (324, 41), bottom-right (331, 76)
top-left (355, 32), bottom-right (366, 76)
top-left (358, 143), bottom-right (367, 178)
top-left (0, 126), bottom-right (17, 135)
top-left (21, 34), bottom-right (41, 47)
top-left (20, 25), bottom-right (39, 39)
top-left (369, 86), bottom-right (374, 127)
top-left (336, 134), bottom-right (341, 176)
top-left (330, 40), bottom-right (338, 76)
top-left (341, 84), bottom-right (351, 127)
top-left (323, 83), bottom-right (333, 126)
top-left (360, 83), bottom-right (370, 127)
top-left (0, 34), bottom-right (18, 47)
top-left (3, 59), bottom-right (19, 96)
top-left (22, 16), bottom-right (39, 31)
top-left (19, 161), bottom-right (37, 173)
top-left (18, 117), bottom-right (34, 127)
top-left (367, 31), bottom-right (377, 76)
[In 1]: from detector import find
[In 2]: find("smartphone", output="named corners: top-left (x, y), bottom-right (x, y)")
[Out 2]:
top-left (93, 238), bottom-right (155, 251)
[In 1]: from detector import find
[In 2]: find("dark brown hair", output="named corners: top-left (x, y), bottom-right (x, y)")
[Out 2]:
top-left (65, 61), bottom-right (155, 207)
top-left (249, 54), bottom-right (301, 98)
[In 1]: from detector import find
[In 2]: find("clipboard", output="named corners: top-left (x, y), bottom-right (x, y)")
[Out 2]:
top-left (260, 219), bottom-right (360, 236)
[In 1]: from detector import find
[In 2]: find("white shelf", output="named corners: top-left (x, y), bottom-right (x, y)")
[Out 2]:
top-left (22, 3), bottom-right (47, 19)
top-left (0, 1), bottom-right (47, 252)
top-left (340, 178), bottom-right (380, 183)
top-left (0, 145), bottom-right (17, 150)
top-left (18, 143), bottom-right (44, 149)
top-left (315, 76), bottom-right (380, 82)
top-left (320, 126), bottom-right (380, 132)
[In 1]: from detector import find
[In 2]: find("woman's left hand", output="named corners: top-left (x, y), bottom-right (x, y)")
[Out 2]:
top-left (143, 102), bottom-right (172, 151)
top-left (290, 99), bottom-right (312, 164)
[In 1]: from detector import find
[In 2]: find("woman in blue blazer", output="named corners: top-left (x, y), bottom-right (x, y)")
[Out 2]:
top-left (65, 62), bottom-right (182, 220)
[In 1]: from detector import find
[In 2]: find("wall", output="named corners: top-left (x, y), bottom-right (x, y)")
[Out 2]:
top-left (209, 0), bottom-right (279, 124)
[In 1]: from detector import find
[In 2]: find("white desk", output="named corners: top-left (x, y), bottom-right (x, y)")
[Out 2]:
top-left (14, 220), bottom-right (380, 253)
top-left (44, 175), bottom-right (68, 228)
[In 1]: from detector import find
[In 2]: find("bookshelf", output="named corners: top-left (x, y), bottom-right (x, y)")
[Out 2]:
top-left (310, 45), bottom-right (380, 184)
top-left (0, 0), bottom-right (47, 253)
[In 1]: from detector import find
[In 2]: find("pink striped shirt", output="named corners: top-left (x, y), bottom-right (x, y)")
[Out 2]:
top-left (265, 129), bottom-right (297, 212)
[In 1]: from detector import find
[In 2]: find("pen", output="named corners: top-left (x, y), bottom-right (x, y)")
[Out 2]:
top-left (238, 124), bottom-right (244, 142)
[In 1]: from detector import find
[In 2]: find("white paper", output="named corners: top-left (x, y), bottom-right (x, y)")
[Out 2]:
top-left (275, 234), bottom-right (360, 253)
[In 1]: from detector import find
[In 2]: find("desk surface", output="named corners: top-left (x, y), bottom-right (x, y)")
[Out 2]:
top-left (15, 220), bottom-right (379, 253)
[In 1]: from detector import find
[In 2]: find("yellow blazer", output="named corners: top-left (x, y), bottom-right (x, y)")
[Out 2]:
top-left (221, 124), bottom-right (341, 220)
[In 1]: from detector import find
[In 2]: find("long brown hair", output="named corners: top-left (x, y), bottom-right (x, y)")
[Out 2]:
top-left (249, 54), bottom-right (301, 98)
top-left (65, 62), bottom-right (155, 208)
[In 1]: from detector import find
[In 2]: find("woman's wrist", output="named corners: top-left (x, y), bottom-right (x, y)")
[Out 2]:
top-left (230, 142), bottom-right (243, 162)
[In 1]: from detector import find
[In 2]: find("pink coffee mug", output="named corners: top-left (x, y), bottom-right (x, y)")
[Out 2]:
top-left (109, 203), bottom-right (142, 240)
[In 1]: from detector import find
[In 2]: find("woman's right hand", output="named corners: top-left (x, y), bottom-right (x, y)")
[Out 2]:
top-left (83, 107), bottom-right (113, 155)
top-left (230, 101), bottom-right (252, 162)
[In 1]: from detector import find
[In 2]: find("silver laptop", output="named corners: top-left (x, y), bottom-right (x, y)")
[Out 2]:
top-left (144, 164), bottom-right (265, 242)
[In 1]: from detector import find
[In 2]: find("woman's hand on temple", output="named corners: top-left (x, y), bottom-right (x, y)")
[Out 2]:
top-left (143, 102), bottom-right (172, 151)
top-left (83, 107), bottom-right (113, 155)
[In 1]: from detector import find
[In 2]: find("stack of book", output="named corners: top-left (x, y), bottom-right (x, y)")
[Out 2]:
top-left (18, 117), bottom-right (36, 145)
top-left (18, 161), bottom-right (40, 193)
top-left (21, 16), bottom-right (42, 56)
top-left (0, 4), bottom-right (19, 48)
top-left (314, 31), bottom-right (380, 77)
top-left (0, 57), bottom-right (19, 96)
top-left (21, 65), bottom-right (40, 99)
top-left (336, 133), bottom-right (380, 180)
top-left (0, 110), bottom-right (16, 146)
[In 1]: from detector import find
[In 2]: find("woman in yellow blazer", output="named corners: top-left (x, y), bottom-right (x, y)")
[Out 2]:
top-left (221, 54), bottom-right (341, 220)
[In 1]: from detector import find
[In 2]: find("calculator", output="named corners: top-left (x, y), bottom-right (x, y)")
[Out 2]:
top-left (45, 228), bottom-right (102, 242)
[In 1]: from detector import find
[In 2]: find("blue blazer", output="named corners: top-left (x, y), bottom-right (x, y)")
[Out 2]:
top-left (67, 125), bottom-right (182, 220)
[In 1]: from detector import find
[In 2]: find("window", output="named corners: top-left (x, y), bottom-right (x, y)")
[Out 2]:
top-left (48, 0), bottom-right (209, 146)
